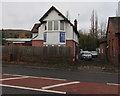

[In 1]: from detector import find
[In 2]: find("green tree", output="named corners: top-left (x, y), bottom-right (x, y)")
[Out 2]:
top-left (79, 30), bottom-right (98, 51)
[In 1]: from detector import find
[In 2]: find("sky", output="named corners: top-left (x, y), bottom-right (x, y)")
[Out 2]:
top-left (1, 0), bottom-right (119, 32)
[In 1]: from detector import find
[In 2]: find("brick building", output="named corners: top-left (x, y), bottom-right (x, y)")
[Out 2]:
top-left (107, 17), bottom-right (120, 66)
top-left (99, 17), bottom-right (120, 66)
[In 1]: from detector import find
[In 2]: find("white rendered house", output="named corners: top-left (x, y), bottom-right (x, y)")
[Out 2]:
top-left (32, 6), bottom-right (80, 58)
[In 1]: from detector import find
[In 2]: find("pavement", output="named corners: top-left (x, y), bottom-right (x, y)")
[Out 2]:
top-left (1, 63), bottom-right (120, 95)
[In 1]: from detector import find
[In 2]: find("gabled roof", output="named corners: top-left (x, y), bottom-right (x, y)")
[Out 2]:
top-left (39, 6), bottom-right (68, 22)
top-left (31, 23), bottom-right (41, 33)
top-left (106, 17), bottom-right (120, 37)
top-left (39, 6), bottom-right (80, 38)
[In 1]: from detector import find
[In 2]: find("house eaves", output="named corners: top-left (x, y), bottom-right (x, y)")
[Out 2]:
top-left (31, 23), bottom-right (41, 33)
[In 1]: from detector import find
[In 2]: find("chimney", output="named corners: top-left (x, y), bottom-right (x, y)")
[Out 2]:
top-left (74, 19), bottom-right (77, 30)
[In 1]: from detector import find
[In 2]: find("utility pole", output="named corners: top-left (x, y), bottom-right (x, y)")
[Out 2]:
top-left (78, 13), bottom-right (80, 31)
top-left (118, 1), bottom-right (120, 16)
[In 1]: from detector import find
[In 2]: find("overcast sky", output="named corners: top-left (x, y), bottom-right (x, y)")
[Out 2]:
top-left (1, 1), bottom-right (119, 32)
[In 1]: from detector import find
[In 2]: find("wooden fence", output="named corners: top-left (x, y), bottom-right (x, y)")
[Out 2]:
top-left (2, 46), bottom-right (72, 63)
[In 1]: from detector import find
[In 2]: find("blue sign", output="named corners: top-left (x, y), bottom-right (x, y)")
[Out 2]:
top-left (60, 32), bottom-right (65, 42)
top-left (44, 32), bottom-right (47, 42)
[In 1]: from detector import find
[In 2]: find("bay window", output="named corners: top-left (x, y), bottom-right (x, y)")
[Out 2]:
top-left (60, 21), bottom-right (64, 30)
top-left (47, 20), bottom-right (64, 31)
top-left (54, 21), bottom-right (58, 30)
top-left (48, 21), bottom-right (52, 30)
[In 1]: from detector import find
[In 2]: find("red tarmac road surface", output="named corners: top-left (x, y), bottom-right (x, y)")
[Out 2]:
top-left (0, 74), bottom-right (119, 94)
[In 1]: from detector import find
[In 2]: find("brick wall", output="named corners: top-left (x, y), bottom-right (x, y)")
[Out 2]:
top-left (32, 40), bottom-right (43, 46)
top-left (99, 42), bottom-right (107, 59)
top-left (66, 40), bottom-right (74, 56)
top-left (66, 40), bottom-right (79, 60)
top-left (107, 17), bottom-right (120, 66)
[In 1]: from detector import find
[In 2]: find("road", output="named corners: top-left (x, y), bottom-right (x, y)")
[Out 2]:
top-left (1, 63), bottom-right (120, 95)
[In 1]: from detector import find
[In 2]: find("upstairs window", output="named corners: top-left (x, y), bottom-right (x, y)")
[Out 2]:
top-left (47, 21), bottom-right (64, 31)
top-left (60, 32), bottom-right (65, 42)
top-left (48, 21), bottom-right (52, 30)
top-left (54, 21), bottom-right (58, 30)
top-left (60, 21), bottom-right (64, 30)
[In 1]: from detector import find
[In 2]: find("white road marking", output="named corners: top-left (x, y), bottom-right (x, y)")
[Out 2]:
top-left (0, 76), bottom-right (29, 81)
top-left (3, 74), bottom-right (67, 81)
top-left (107, 83), bottom-right (120, 86)
top-left (0, 84), bottom-right (66, 94)
top-left (42, 81), bottom-right (80, 89)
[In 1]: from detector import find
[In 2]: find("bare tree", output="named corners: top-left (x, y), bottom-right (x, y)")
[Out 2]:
top-left (94, 11), bottom-right (98, 39)
top-left (99, 21), bottom-right (107, 38)
top-left (90, 10), bottom-right (99, 39)
top-left (90, 10), bottom-right (95, 37)
top-left (90, 10), bottom-right (100, 48)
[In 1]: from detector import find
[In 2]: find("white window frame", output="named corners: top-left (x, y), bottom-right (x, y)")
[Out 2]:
top-left (54, 21), bottom-right (59, 30)
top-left (48, 21), bottom-right (52, 30)
top-left (46, 20), bottom-right (65, 31)
top-left (60, 20), bottom-right (65, 31)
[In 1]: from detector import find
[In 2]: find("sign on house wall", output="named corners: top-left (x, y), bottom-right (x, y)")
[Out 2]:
top-left (60, 32), bottom-right (65, 42)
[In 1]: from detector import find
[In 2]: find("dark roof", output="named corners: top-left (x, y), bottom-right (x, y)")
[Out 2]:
top-left (31, 23), bottom-right (41, 33)
top-left (106, 17), bottom-right (120, 37)
top-left (39, 6), bottom-right (80, 38)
